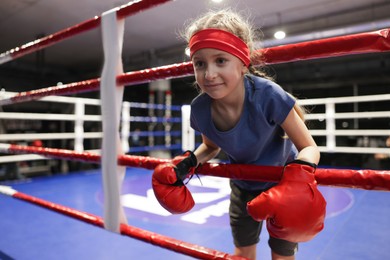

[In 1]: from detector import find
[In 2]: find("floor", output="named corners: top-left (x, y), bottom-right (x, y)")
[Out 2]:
top-left (0, 166), bottom-right (389, 260)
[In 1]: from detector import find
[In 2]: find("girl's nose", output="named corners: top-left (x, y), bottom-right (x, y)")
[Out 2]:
top-left (205, 66), bottom-right (217, 80)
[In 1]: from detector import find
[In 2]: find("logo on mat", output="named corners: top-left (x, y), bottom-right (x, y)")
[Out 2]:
top-left (120, 173), bottom-right (231, 227)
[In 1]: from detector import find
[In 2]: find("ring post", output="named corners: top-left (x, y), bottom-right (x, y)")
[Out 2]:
top-left (100, 8), bottom-right (127, 233)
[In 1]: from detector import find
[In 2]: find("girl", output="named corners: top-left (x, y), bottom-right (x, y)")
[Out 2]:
top-left (183, 9), bottom-right (321, 260)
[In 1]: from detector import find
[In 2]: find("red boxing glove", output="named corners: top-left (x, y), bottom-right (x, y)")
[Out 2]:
top-left (152, 151), bottom-right (197, 214)
top-left (247, 160), bottom-right (326, 242)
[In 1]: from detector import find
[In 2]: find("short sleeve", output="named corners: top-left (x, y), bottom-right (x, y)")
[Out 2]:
top-left (261, 82), bottom-right (296, 125)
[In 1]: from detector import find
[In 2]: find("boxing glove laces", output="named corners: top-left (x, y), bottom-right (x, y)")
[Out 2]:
top-left (152, 151), bottom-right (198, 214)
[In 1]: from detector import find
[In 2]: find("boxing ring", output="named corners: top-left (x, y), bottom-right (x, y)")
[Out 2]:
top-left (1, 0), bottom-right (390, 259)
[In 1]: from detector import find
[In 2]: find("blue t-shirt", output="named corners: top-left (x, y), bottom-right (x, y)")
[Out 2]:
top-left (190, 75), bottom-right (297, 190)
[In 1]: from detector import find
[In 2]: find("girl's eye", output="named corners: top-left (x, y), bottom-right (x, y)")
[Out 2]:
top-left (194, 60), bottom-right (205, 68)
top-left (216, 58), bottom-right (226, 65)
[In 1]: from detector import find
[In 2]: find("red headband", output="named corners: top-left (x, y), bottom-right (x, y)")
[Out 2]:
top-left (189, 28), bottom-right (251, 67)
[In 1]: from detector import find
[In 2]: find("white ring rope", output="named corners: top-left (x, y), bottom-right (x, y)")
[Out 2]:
top-left (1, 92), bottom-right (389, 156)
top-left (0, 132), bottom-right (101, 141)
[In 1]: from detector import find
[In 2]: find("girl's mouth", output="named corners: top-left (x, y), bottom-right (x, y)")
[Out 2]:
top-left (204, 83), bottom-right (223, 88)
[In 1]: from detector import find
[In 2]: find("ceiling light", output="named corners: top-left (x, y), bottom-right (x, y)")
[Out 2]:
top-left (274, 30), bottom-right (286, 40)
top-left (211, 0), bottom-right (224, 3)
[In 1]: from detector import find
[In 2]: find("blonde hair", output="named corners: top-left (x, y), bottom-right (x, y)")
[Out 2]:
top-left (182, 9), bottom-right (268, 77)
top-left (183, 9), bottom-right (306, 121)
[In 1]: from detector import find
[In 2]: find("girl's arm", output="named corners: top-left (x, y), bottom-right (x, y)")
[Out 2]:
top-left (193, 134), bottom-right (221, 166)
top-left (281, 108), bottom-right (320, 164)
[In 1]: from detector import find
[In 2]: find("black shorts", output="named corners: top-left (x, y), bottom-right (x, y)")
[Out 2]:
top-left (229, 180), bottom-right (298, 256)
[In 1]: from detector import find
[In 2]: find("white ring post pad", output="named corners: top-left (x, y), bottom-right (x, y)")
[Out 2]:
top-left (0, 185), bottom-right (17, 196)
top-left (100, 8), bottom-right (127, 233)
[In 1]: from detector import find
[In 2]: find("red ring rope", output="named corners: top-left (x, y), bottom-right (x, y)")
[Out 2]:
top-left (1, 29), bottom-right (389, 106)
top-left (0, 0), bottom-right (173, 64)
top-left (1, 144), bottom-right (389, 191)
top-left (0, 186), bottom-right (244, 260)
top-left (262, 29), bottom-right (390, 64)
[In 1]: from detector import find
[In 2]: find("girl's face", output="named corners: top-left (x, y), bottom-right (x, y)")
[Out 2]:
top-left (192, 48), bottom-right (247, 100)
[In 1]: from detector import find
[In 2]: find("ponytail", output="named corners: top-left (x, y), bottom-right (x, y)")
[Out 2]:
top-left (293, 103), bottom-right (306, 122)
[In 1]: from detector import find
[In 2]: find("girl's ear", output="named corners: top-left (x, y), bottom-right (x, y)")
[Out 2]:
top-left (242, 64), bottom-right (249, 75)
